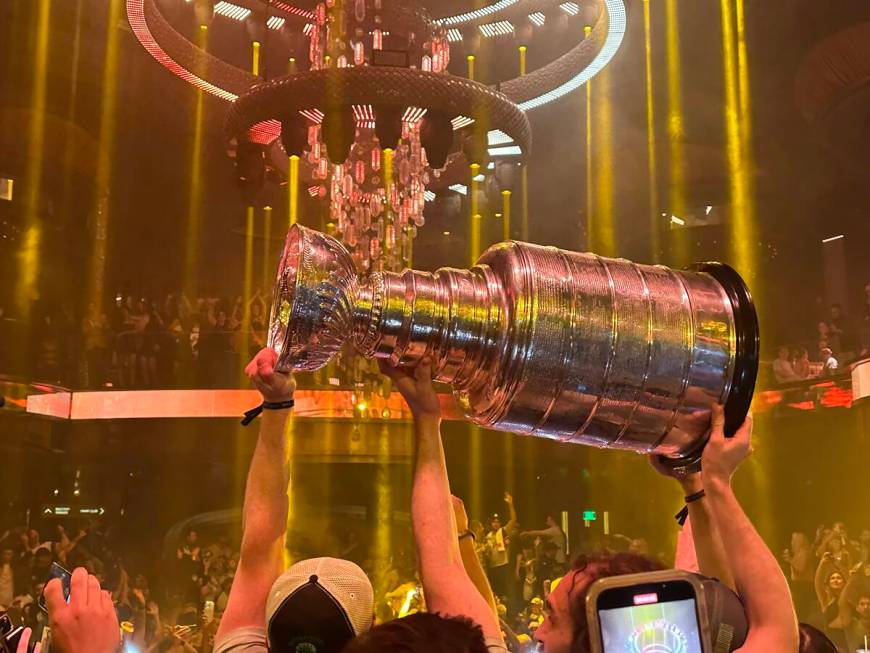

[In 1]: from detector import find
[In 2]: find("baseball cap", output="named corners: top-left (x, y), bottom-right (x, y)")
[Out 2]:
top-left (266, 557), bottom-right (374, 653)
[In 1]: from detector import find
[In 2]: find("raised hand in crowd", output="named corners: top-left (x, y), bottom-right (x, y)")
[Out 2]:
top-left (44, 567), bottom-right (120, 653)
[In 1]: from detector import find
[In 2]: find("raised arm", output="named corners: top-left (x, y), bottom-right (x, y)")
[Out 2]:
top-left (380, 360), bottom-right (502, 643)
top-left (702, 406), bottom-right (799, 653)
top-left (217, 348), bottom-right (296, 639)
top-left (504, 492), bottom-right (518, 534)
top-left (453, 495), bottom-right (498, 616)
top-left (648, 459), bottom-right (735, 590)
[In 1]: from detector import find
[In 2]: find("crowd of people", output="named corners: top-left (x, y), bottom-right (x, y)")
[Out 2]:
top-left (772, 287), bottom-right (870, 385)
top-left (1, 347), bottom-right (811, 652)
top-left (784, 523), bottom-right (870, 651)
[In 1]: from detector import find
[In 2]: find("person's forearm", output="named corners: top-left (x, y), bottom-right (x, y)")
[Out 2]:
top-left (240, 409), bottom-right (292, 562)
top-left (412, 416), bottom-right (463, 599)
top-left (679, 475), bottom-right (735, 590)
top-left (458, 536), bottom-right (497, 616)
top-left (706, 478), bottom-right (798, 650)
top-left (506, 500), bottom-right (518, 531)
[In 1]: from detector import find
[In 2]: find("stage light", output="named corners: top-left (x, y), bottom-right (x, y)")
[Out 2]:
top-left (374, 105), bottom-right (404, 150)
top-left (279, 112), bottom-right (309, 156)
top-left (643, 0), bottom-right (660, 262)
top-left (424, 190), bottom-right (436, 202)
top-left (670, 215), bottom-right (685, 226)
top-left (528, 12), bottom-right (546, 27)
top-left (447, 28), bottom-right (463, 43)
top-left (267, 16), bottom-right (285, 30)
top-left (479, 20), bottom-right (514, 38)
top-left (322, 108), bottom-right (356, 164)
top-left (822, 235), bottom-right (844, 244)
top-left (560, 2), bottom-right (580, 16)
top-left (214, 1), bottom-right (250, 21)
top-left (194, 0), bottom-right (214, 26)
top-left (420, 111), bottom-right (454, 169)
top-left (184, 23), bottom-right (209, 294)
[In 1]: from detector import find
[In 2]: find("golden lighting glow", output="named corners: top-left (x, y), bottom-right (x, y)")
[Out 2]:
top-left (374, 424), bottom-right (393, 581)
top-left (17, 0), bottom-right (51, 318)
top-left (383, 148), bottom-right (394, 212)
top-left (722, 0), bottom-right (756, 280)
top-left (288, 57), bottom-right (297, 74)
top-left (665, 0), bottom-right (687, 220)
top-left (584, 26), bottom-right (593, 251)
top-left (262, 206), bottom-right (273, 291)
top-left (240, 206), bottom-right (255, 377)
top-left (467, 54), bottom-right (476, 81)
top-left (469, 163), bottom-right (482, 265)
top-left (288, 155), bottom-right (300, 227)
top-left (283, 416), bottom-right (296, 569)
top-left (518, 46), bottom-right (527, 76)
top-left (252, 40), bottom-right (261, 76)
top-left (592, 69), bottom-right (615, 256)
top-left (184, 24), bottom-right (209, 294)
top-left (643, 0), bottom-right (660, 262)
top-left (521, 165), bottom-right (529, 241)
top-left (501, 190), bottom-right (511, 241)
top-left (88, 0), bottom-right (124, 321)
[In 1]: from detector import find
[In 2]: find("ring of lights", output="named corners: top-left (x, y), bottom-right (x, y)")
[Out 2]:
top-left (127, 0), bottom-right (628, 118)
top-left (225, 68), bottom-right (532, 153)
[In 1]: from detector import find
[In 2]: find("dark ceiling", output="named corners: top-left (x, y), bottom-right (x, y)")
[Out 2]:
top-left (2, 0), bottom-right (870, 346)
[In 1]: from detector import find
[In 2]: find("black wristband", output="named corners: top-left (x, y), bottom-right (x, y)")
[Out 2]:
top-left (241, 399), bottom-right (295, 426)
top-left (458, 530), bottom-right (476, 542)
top-left (674, 490), bottom-right (706, 526)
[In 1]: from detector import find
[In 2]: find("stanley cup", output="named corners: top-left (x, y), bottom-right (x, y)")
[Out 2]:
top-left (269, 225), bottom-right (759, 465)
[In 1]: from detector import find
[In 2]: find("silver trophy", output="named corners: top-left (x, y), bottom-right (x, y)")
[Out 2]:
top-left (269, 225), bottom-right (758, 466)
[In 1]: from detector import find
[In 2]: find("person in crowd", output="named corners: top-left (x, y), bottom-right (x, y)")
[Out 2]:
top-left (346, 358), bottom-right (508, 652)
top-left (784, 532), bottom-right (817, 621)
top-left (515, 540), bottom-right (538, 603)
top-left (0, 546), bottom-right (15, 608)
top-left (833, 593), bottom-right (870, 652)
top-left (533, 406), bottom-right (798, 653)
top-left (793, 347), bottom-right (812, 380)
top-left (799, 623), bottom-right (840, 653)
top-left (774, 345), bottom-right (800, 383)
top-left (214, 348), bottom-right (374, 653)
top-left (484, 493), bottom-right (518, 601)
top-left (821, 348), bottom-right (839, 376)
top-left (520, 516), bottom-right (567, 570)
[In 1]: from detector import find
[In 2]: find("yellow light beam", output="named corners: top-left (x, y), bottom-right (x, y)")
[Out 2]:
top-left (665, 0), bottom-right (688, 265)
top-left (469, 163), bottom-right (482, 265)
top-left (501, 190), bottom-right (511, 241)
top-left (17, 0), bottom-right (51, 318)
top-left (374, 423), bottom-right (393, 584)
top-left (288, 57), bottom-right (297, 74)
top-left (262, 206), bottom-right (273, 292)
top-left (184, 24), bottom-right (209, 295)
top-left (252, 40), bottom-right (261, 76)
top-left (467, 54), bottom-right (476, 81)
top-left (584, 26), bottom-right (593, 251)
top-left (288, 155), bottom-right (300, 227)
top-left (720, 0), bottom-right (752, 278)
top-left (518, 45), bottom-right (527, 76)
top-left (643, 0), bottom-right (661, 263)
top-left (521, 165), bottom-right (529, 241)
top-left (734, 0), bottom-right (756, 279)
top-left (593, 69), bottom-right (615, 257)
top-left (88, 0), bottom-right (123, 321)
top-left (241, 206), bottom-right (255, 378)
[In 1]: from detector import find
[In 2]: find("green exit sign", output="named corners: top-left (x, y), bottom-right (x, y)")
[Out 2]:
top-left (582, 510), bottom-right (597, 521)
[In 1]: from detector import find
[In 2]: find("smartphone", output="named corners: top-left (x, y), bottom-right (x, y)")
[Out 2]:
top-left (590, 576), bottom-right (705, 653)
top-left (38, 562), bottom-right (73, 613)
top-left (203, 600), bottom-right (215, 624)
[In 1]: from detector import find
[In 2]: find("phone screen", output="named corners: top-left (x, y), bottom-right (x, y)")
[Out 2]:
top-left (597, 581), bottom-right (703, 653)
top-left (38, 562), bottom-right (72, 613)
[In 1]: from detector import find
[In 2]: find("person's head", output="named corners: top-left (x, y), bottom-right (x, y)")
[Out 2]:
top-left (830, 304), bottom-right (842, 320)
top-left (791, 532), bottom-right (810, 551)
top-left (827, 571), bottom-right (845, 593)
top-left (251, 302), bottom-right (263, 319)
top-left (856, 595), bottom-right (870, 620)
top-left (33, 548), bottom-right (52, 571)
top-left (530, 596), bottom-right (544, 615)
top-left (821, 347), bottom-right (833, 361)
top-left (628, 538), bottom-right (649, 556)
top-left (832, 522), bottom-right (847, 537)
top-left (828, 536), bottom-right (844, 553)
top-left (796, 347), bottom-right (809, 361)
top-left (185, 529), bottom-right (198, 546)
top-left (342, 612), bottom-right (487, 653)
top-left (266, 557), bottom-right (373, 653)
top-left (545, 515), bottom-right (558, 529)
top-left (1, 548), bottom-right (13, 564)
top-left (818, 321), bottom-right (830, 336)
top-left (489, 515), bottom-right (502, 532)
top-left (799, 623), bottom-right (839, 653)
top-left (27, 529), bottom-right (40, 548)
top-left (132, 574), bottom-right (149, 591)
top-left (860, 529), bottom-right (870, 546)
top-left (534, 552), bottom-right (664, 653)
top-left (777, 346), bottom-right (790, 360)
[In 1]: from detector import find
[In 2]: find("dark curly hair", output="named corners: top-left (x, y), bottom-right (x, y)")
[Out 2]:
top-left (340, 612), bottom-right (489, 653)
top-left (564, 551), bottom-right (665, 653)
